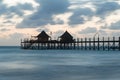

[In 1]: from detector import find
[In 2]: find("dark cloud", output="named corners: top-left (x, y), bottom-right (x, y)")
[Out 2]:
top-left (96, 2), bottom-right (120, 16)
top-left (68, 8), bottom-right (94, 25)
top-left (17, 0), bottom-right (69, 28)
top-left (100, 20), bottom-right (120, 30)
top-left (0, 1), bottom-right (34, 18)
top-left (109, 21), bottom-right (120, 30)
top-left (8, 3), bottom-right (34, 17)
top-left (36, 0), bottom-right (69, 14)
top-left (68, 1), bottom-right (120, 26)
top-left (79, 27), bottom-right (97, 34)
top-left (0, 1), bottom-right (7, 15)
top-left (1, 0), bottom-right (120, 31)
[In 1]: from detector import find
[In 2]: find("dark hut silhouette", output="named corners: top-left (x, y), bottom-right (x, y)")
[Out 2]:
top-left (37, 31), bottom-right (50, 42)
top-left (21, 30), bottom-right (120, 50)
top-left (59, 31), bottom-right (74, 43)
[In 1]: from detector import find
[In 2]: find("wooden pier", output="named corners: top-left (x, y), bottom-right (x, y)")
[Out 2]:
top-left (21, 31), bottom-right (120, 51)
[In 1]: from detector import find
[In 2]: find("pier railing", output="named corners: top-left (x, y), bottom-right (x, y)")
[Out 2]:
top-left (21, 37), bottom-right (120, 50)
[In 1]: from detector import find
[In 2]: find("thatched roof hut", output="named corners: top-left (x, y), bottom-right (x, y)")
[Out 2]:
top-left (59, 31), bottom-right (74, 43)
top-left (37, 31), bottom-right (50, 42)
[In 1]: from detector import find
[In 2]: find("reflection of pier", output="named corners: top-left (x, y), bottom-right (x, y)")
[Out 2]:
top-left (21, 31), bottom-right (120, 50)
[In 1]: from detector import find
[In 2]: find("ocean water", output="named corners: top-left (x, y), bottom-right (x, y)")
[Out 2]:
top-left (0, 47), bottom-right (120, 80)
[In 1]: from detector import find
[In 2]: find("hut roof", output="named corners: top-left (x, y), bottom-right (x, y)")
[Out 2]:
top-left (37, 31), bottom-right (50, 38)
top-left (60, 31), bottom-right (73, 38)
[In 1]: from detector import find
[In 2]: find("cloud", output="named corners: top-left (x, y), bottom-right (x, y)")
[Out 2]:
top-left (8, 3), bottom-right (34, 17)
top-left (96, 2), bottom-right (120, 16)
top-left (3, 20), bottom-right (13, 24)
top-left (36, 28), bottom-right (49, 32)
top-left (54, 30), bottom-right (64, 37)
top-left (79, 27), bottom-right (97, 34)
top-left (109, 21), bottom-right (120, 30)
top-left (17, 0), bottom-right (70, 28)
top-left (0, 28), bottom-right (10, 32)
top-left (15, 0), bottom-right (120, 28)
top-left (68, 8), bottom-right (94, 25)
top-left (0, 1), bottom-right (34, 18)
top-left (54, 19), bottom-right (64, 24)
top-left (0, 1), bottom-right (7, 15)
top-left (110, 32), bottom-right (120, 36)
top-left (68, 1), bottom-right (120, 26)
top-left (101, 20), bottom-right (120, 30)
top-left (98, 30), bottom-right (107, 36)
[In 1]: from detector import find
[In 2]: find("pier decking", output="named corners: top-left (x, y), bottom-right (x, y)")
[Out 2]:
top-left (21, 31), bottom-right (120, 50)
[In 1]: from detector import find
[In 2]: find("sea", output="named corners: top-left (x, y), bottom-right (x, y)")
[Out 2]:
top-left (0, 46), bottom-right (120, 80)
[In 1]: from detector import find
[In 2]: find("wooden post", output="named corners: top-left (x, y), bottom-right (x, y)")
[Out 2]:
top-left (89, 38), bottom-right (91, 50)
top-left (70, 43), bottom-right (71, 50)
top-left (68, 43), bottom-right (69, 49)
top-left (85, 38), bottom-right (87, 50)
top-left (81, 38), bottom-right (83, 50)
top-left (57, 42), bottom-right (59, 49)
top-left (93, 37), bottom-right (95, 50)
top-left (113, 37), bottom-right (115, 50)
top-left (24, 39), bottom-right (25, 49)
top-left (46, 43), bottom-right (49, 49)
top-left (77, 38), bottom-right (79, 49)
top-left (54, 42), bottom-right (55, 49)
top-left (49, 43), bottom-right (51, 49)
top-left (98, 37), bottom-right (100, 50)
top-left (103, 37), bottom-right (105, 50)
top-left (64, 43), bottom-right (65, 49)
top-left (118, 37), bottom-right (120, 51)
top-left (108, 37), bottom-right (110, 51)
top-left (41, 43), bottom-right (42, 50)
top-left (21, 39), bottom-right (22, 49)
top-left (74, 39), bottom-right (76, 49)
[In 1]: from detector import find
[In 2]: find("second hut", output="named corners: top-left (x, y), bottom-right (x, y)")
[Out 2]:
top-left (59, 31), bottom-right (74, 43)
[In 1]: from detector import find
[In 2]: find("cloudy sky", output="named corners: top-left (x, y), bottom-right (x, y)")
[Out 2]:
top-left (0, 0), bottom-right (120, 46)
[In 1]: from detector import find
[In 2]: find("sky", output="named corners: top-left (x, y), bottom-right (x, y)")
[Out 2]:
top-left (0, 0), bottom-right (120, 46)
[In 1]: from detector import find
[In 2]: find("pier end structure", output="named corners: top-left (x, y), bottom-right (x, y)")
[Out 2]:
top-left (21, 31), bottom-right (120, 50)
top-left (21, 30), bottom-right (75, 49)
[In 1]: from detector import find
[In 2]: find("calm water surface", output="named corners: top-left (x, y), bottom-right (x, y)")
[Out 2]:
top-left (0, 47), bottom-right (120, 80)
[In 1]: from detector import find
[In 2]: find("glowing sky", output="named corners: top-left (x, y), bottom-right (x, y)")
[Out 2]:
top-left (0, 0), bottom-right (120, 46)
